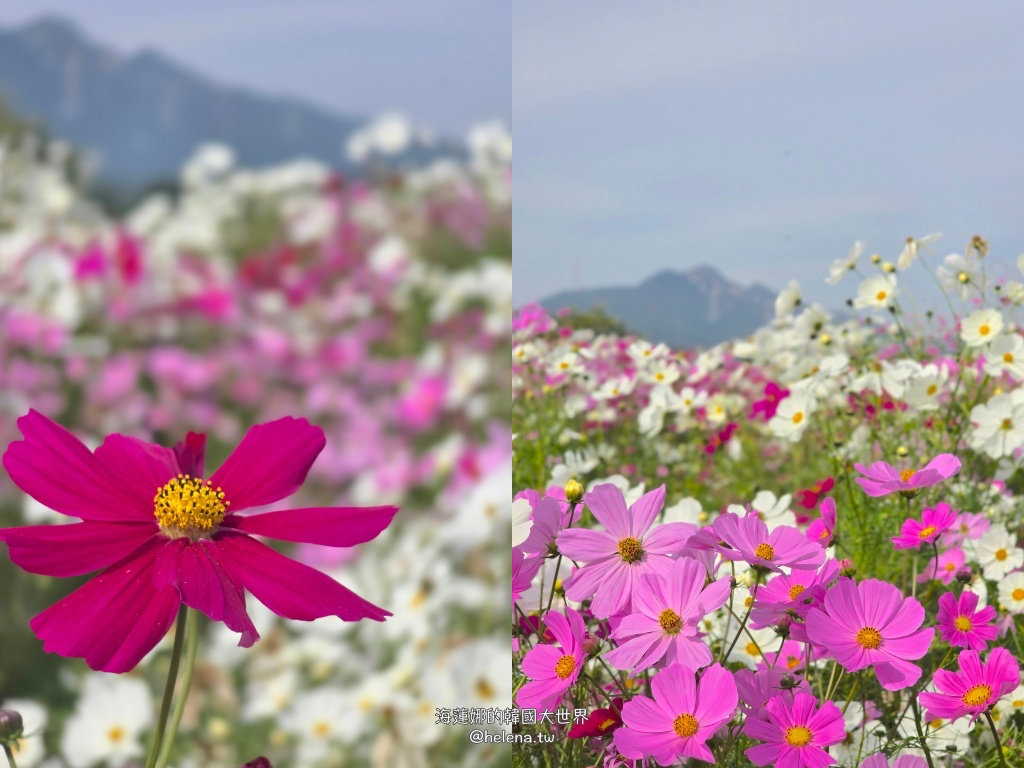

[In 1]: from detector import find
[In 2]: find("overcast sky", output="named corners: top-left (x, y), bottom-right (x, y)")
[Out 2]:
top-left (514, 1), bottom-right (1024, 308)
top-left (0, 0), bottom-right (509, 136)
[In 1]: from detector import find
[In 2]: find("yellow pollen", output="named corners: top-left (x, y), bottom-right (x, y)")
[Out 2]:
top-left (313, 721), bottom-right (330, 737)
top-left (554, 654), bottom-right (576, 679)
top-left (929, 719), bottom-right (944, 729)
top-left (745, 641), bottom-right (761, 657)
top-left (900, 469), bottom-right (915, 483)
top-left (618, 537), bottom-right (644, 563)
top-left (659, 608), bottom-right (683, 635)
top-left (856, 627), bottom-right (882, 649)
top-left (792, 412), bottom-right (804, 424)
top-left (958, 272), bottom-right (969, 283)
top-left (954, 616), bottom-right (972, 632)
top-left (1013, 588), bottom-right (1024, 601)
top-left (996, 548), bottom-right (1009, 561)
top-left (744, 595), bottom-right (754, 608)
top-left (755, 542), bottom-right (775, 561)
top-left (962, 685), bottom-right (992, 707)
top-left (1013, 699), bottom-right (1024, 708)
top-left (876, 290), bottom-right (888, 301)
top-left (788, 584), bottom-right (806, 601)
top-left (655, 373), bottom-right (665, 381)
top-left (945, 562), bottom-right (956, 571)
top-left (979, 324), bottom-right (991, 336)
top-left (918, 525), bottom-right (937, 539)
top-left (476, 679), bottom-right (495, 698)
top-left (1002, 418), bottom-right (1014, 431)
top-left (673, 713), bottom-right (699, 738)
top-left (786, 656), bottom-right (801, 670)
top-left (599, 717), bottom-right (617, 731)
top-left (154, 474), bottom-right (228, 538)
top-left (559, 362), bottom-right (569, 369)
top-left (927, 384), bottom-right (937, 395)
top-left (1005, 353), bottom-right (1015, 363)
top-left (108, 726), bottom-right (125, 743)
top-left (785, 725), bottom-right (813, 747)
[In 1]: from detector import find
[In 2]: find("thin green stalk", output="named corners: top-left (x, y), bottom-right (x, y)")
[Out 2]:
top-left (144, 606), bottom-right (188, 768)
top-left (984, 710), bottom-right (1008, 768)
top-left (154, 608), bottom-right (199, 768)
top-left (3, 744), bottom-right (17, 768)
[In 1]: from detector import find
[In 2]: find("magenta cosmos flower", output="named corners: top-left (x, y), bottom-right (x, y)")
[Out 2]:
top-left (891, 502), bottom-right (957, 550)
top-left (936, 590), bottom-right (997, 651)
top-left (805, 497), bottom-right (836, 548)
top-left (805, 578), bottom-right (934, 690)
top-left (613, 663), bottom-right (737, 765)
top-left (854, 454), bottom-right (960, 497)
top-left (0, 411), bottom-right (396, 673)
top-left (919, 647), bottom-right (1019, 724)
top-left (712, 512), bottom-right (825, 574)
top-left (744, 692), bottom-right (845, 768)
top-left (556, 484), bottom-right (696, 617)
top-left (604, 557), bottom-right (731, 673)
top-left (860, 754), bottom-right (927, 768)
top-left (515, 608), bottom-right (586, 714)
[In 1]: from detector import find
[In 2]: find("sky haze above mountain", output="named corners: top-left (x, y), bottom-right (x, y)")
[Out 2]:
top-left (514, 1), bottom-right (1024, 308)
top-left (0, 1), bottom-right (508, 136)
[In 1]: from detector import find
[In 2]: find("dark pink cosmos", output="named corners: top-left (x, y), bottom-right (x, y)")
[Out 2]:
top-left (795, 477), bottom-right (834, 512)
top-left (515, 608), bottom-right (587, 714)
top-left (567, 698), bottom-right (623, 739)
top-left (0, 410), bottom-right (396, 673)
top-left (751, 382), bottom-right (790, 421)
top-left (744, 693), bottom-right (845, 768)
top-left (919, 647), bottom-right (1019, 724)
top-left (806, 497), bottom-right (837, 548)
top-left (854, 454), bottom-right (961, 497)
top-left (891, 502), bottom-right (957, 550)
top-left (936, 591), bottom-right (997, 651)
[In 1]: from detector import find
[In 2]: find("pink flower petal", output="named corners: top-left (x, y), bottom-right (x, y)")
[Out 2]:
top-left (30, 538), bottom-right (180, 673)
top-left (94, 433), bottom-right (181, 508)
top-left (628, 485), bottom-right (666, 537)
top-left (213, 531), bottom-right (388, 622)
top-left (556, 527), bottom-right (618, 561)
top-left (584, 484), bottom-right (631, 539)
top-left (3, 410), bottom-right (149, 522)
top-left (0, 521), bottom-right (159, 577)
top-left (209, 417), bottom-right (326, 512)
top-left (224, 505), bottom-right (397, 548)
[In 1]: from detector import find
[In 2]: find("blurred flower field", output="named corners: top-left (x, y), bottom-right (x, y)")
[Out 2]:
top-left (0, 120), bottom-right (512, 768)
top-left (512, 238), bottom-right (1024, 766)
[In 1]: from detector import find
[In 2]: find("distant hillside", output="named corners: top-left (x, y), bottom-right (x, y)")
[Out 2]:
top-left (540, 266), bottom-right (777, 348)
top-left (0, 16), bottom-right (458, 190)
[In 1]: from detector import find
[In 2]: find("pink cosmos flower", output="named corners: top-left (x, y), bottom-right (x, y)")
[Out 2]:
top-left (518, 492), bottom-right (580, 557)
top-left (805, 578), bottom-right (934, 691)
top-left (515, 608), bottom-right (587, 714)
top-left (854, 454), bottom-right (960, 497)
top-left (860, 754), bottom-right (928, 768)
top-left (751, 559), bottom-right (840, 629)
top-left (891, 502), bottom-right (957, 550)
top-left (918, 547), bottom-right (965, 585)
top-left (567, 698), bottom-right (623, 739)
top-left (613, 663), bottom-right (737, 765)
top-left (734, 667), bottom-right (812, 722)
top-left (936, 591), bottom-right (997, 651)
top-left (805, 497), bottom-right (836, 548)
top-left (512, 548), bottom-right (544, 607)
top-left (712, 513), bottom-right (826, 574)
top-left (603, 557), bottom-right (731, 673)
top-left (556, 484), bottom-right (696, 617)
top-left (751, 382), bottom-right (790, 421)
top-left (940, 511), bottom-right (990, 547)
top-left (919, 647), bottom-right (1020, 723)
top-left (0, 411), bottom-right (396, 673)
top-left (744, 692), bottom-right (846, 768)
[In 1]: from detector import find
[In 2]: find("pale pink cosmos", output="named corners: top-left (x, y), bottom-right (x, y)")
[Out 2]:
top-left (734, 667), bottom-right (812, 722)
top-left (891, 502), bottom-right (957, 550)
top-left (918, 547), bottom-right (965, 585)
top-left (515, 608), bottom-right (587, 714)
top-left (745, 692), bottom-right (846, 768)
top-left (512, 548), bottom-right (544, 608)
top-left (604, 557), bottom-right (731, 673)
top-left (805, 497), bottom-right (836, 547)
top-left (613, 663), bottom-right (738, 765)
top-left (936, 591), bottom-right (997, 651)
top-left (919, 647), bottom-right (1020, 723)
top-left (751, 559), bottom-right (840, 629)
top-left (854, 454), bottom-right (960, 497)
top-left (940, 511), bottom-right (990, 547)
top-left (805, 578), bottom-right (934, 691)
top-left (556, 484), bottom-right (696, 617)
top-left (712, 512), bottom-right (826, 574)
top-left (518, 491), bottom-right (581, 557)
top-left (860, 754), bottom-right (928, 768)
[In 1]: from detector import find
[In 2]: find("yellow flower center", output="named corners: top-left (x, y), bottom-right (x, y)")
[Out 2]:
top-left (108, 726), bottom-right (125, 743)
top-left (659, 608), bottom-right (683, 635)
top-left (792, 412), bottom-right (804, 424)
top-left (313, 721), bottom-right (331, 738)
top-left (617, 537), bottom-right (644, 563)
top-left (856, 627), bottom-right (882, 649)
top-left (958, 271), bottom-right (969, 283)
top-left (876, 290), bottom-right (887, 301)
top-left (979, 324), bottom-right (991, 336)
top-left (1002, 418), bottom-right (1014, 431)
top-left (900, 469), bottom-right (915, 483)
top-left (927, 384), bottom-right (937, 395)
top-left (554, 654), bottom-right (576, 679)
top-left (1013, 588), bottom-right (1024, 601)
top-left (786, 656), bottom-right (801, 670)
top-left (962, 685), bottom-right (992, 707)
top-left (995, 548), bottom-right (1008, 561)
top-left (655, 372), bottom-right (665, 381)
top-left (476, 679), bottom-right (495, 698)
top-left (755, 543), bottom-right (775, 561)
top-left (599, 717), bottom-right (617, 731)
top-left (785, 725), bottom-right (813, 747)
top-left (945, 562), bottom-right (956, 571)
top-left (954, 616), bottom-right (972, 631)
top-left (745, 641), bottom-right (761, 657)
top-left (153, 474), bottom-right (229, 539)
top-left (673, 713), bottom-right (699, 738)
top-left (918, 525), bottom-right (936, 539)
top-left (788, 584), bottom-right (806, 601)
top-left (1005, 353), bottom-right (1015, 363)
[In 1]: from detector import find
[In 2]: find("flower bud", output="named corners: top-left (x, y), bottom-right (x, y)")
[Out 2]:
top-left (779, 675), bottom-right (796, 690)
top-left (895, 445), bottom-right (909, 457)
top-left (0, 709), bottom-right (23, 741)
top-left (564, 479), bottom-right (584, 505)
top-left (774, 615), bottom-right (792, 638)
top-left (839, 559), bottom-right (857, 578)
top-left (582, 632), bottom-right (601, 656)
top-left (955, 567), bottom-right (973, 585)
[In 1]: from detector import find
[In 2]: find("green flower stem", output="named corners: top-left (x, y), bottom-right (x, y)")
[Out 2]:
top-left (3, 744), bottom-right (17, 768)
top-left (155, 607), bottom-right (199, 768)
top-left (144, 606), bottom-right (188, 768)
top-left (984, 710), bottom-right (1008, 768)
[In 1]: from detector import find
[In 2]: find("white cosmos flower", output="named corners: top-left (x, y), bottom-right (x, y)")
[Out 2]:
top-left (974, 524), bottom-right (1024, 581)
top-left (961, 308), bottom-right (1004, 347)
top-left (280, 688), bottom-right (368, 767)
top-left (896, 232), bottom-right (941, 270)
top-left (775, 280), bottom-right (801, 320)
top-left (853, 275), bottom-right (898, 309)
top-left (968, 390), bottom-right (1024, 459)
top-left (826, 241), bottom-right (862, 285)
top-left (1, 699), bottom-right (47, 768)
top-left (937, 252), bottom-right (981, 300)
top-left (903, 364), bottom-right (946, 411)
top-left (984, 334), bottom-right (1024, 380)
top-left (662, 497), bottom-right (708, 526)
top-left (769, 393), bottom-right (814, 442)
top-left (61, 675), bottom-right (153, 768)
top-left (997, 570), bottom-right (1024, 614)
top-left (512, 497), bottom-right (533, 548)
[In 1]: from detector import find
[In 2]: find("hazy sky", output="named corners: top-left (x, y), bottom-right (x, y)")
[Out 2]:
top-left (0, 0), bottom-right (509, 136)
top-left (514, 2), bottom-right (1024, 307)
